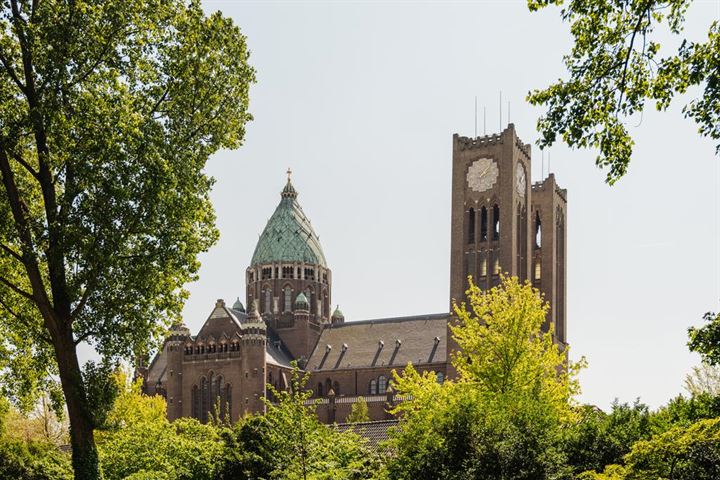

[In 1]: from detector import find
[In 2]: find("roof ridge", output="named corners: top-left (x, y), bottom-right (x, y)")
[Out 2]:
top-left (327, 313), bottom-right (449, 328)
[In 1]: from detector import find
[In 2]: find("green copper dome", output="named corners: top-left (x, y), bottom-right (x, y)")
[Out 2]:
top-left (251, 177), bottom-right (327, 267)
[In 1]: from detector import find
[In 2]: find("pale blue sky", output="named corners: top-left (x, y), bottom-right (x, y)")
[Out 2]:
top-left (183, 0), bottom-right (720, 409)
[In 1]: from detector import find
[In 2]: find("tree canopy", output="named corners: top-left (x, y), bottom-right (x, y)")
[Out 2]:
top-left (0, 0), bottom-right (255, 477)
top-left (527, 0), bottom-right (719, 184)
top-left (386, 276), bottom-right (584, 480)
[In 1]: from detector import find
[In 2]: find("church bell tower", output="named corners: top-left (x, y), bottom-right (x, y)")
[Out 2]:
top-left (449, 124), bottom-right (532, 305)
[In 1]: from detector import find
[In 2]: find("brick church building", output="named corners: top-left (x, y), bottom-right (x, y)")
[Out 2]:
top-left (140, 124), bottom-right (568, 423)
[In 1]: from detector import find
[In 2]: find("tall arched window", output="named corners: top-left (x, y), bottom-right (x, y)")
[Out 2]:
top-left (225, 384), bottom-right (232, 421)
top-left (378, 375), bottom-right (387, 394)
top-left (534, 260), bottom-right (542, 281)
top-left (480, 254), bottom-right (488, 277)
top-left (468, 208), bottom-right (475, 244)
top-left (480, 206), bottom-right (488, 241)
top-left (325, 378), bottom-right (332, 394)
top-left (264, 289), bottom-right (271, 313)
top-left (369, 379), bottom-right (377, 395)
top-left (333, 381), bottom-right (340, 396)
top-left (318, 382), bottom-right (324, 397)
top-left (200, 377), bottom-right (208, 423)
top-left (535, 211), bottom-right (542, 249)
top-left (305, 287), bottom-right (313, 312)
top-left (217, 375), bottom-right (225, 418)
top-left (192, 385), bottom-right (199, 420)
top-left (493, 204), bottom-right (500, 240)
top-left (284, 286), bottom-right (292, 312)
top-left (517, 204), bottom-right (527, 281)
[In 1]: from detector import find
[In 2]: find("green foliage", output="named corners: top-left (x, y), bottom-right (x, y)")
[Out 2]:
top-left (622, 417), bottom-right (720, 479)
top-left (96, 374), bottom-right (224, 480)
top-left (652, 392), bottom-right (720, 429)
top-left (527, 0), bottom-right (719, 184)
top-left (0, 0), bottom-right (255, 475)
top-left (0, 438), bottom-right (73, 480)
top-left (259, 367), bottom-right (379, 480)
top-left (82, 361), bottom-right (121, 429)
top-left (568, 392), bottom-right (720, 478)
top-left (218, 415), bottom-right (278, 480)
top-left (688, 312), bottom-right (720, 365)
top-left (346, 396), bottom-right (370, 424)
top-left (387, 276), bottom-right (584, 480)
top-left (213, 367), bottom-right (379, 480)
top-left (451, 276), bottom-right (583, 425)
top-left (563, 401), bottom-right (655, 475)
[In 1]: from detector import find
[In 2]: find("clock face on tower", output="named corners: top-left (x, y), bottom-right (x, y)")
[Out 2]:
top-left (516, 163), bottom-right (526, 197)
top-left (467, 158), bottom-right (499, 193)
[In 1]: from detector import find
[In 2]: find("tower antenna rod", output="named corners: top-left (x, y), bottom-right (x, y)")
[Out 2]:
top-left (499, 91), bottom-right (503, 130)
top-left (474, 96), bottom-right (477, 137)
top-left (507, 101), bottom-right (510, 125)
top-left (483, 106), bottom-right (487, 135)
top-left (541, 149), bottom-right (545, 179)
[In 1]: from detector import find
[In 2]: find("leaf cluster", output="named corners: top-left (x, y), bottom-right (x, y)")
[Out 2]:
top-left (527, 0), bottom-right (718, 184)
top-left (688, 312), bottom-right (720, 365)
top-left (0, 0), bottom-right (255, 409)
top-left (387, 276), bottom-right (584, 480)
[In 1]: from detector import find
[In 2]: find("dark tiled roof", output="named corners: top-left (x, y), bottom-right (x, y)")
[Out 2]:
top-left (307, 313), bottom-right (449, 371)
top-left (266, 327), bottom-right (294, 368)
top-left (335, 420), bottom-right (398, 453)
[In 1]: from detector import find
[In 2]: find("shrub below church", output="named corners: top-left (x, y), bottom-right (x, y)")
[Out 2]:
top-left (0, 438), bottom-right (72, 480)
top-left (96, 375), bottom-right (224, 480)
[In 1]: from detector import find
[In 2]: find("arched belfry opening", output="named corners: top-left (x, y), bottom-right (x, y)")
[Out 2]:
top-left (468, 207), bottom-right (475, 244)
top-left (480, 206), bottom-right (488, 241)
top-left (492, 204), bottom-right (500, 240)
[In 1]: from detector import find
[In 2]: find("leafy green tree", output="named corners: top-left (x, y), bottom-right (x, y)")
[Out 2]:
top-left (345, 396), bottom-right (370, 424)
top-left (218, 367), bottom-right (379, 480)
top-left (651, 392), bottom-right (720, 429)
top-left (0, 438), bottom-right (73, 480)
top-left (584, 417), bottom-right (720, 480)
top-left (527, 0), bottom-right (719, 184)
top-left (624, 417), bottom-right (720, 479)
top-left (563, 401), bottom-right (655, 475)
top-left (0, 395), bottom-right (71, 479)
top-left (386, 276), bottom-right (584, 480)
top-left (96, 375), bottom-right (225, 480)
top-left (688, 312), bottom-right (720, 365)
top-left (218, 415), bottom-right (278, 480)
top-left (261, 368), bottom-right (379, 480)
top-left (0, 0), bottom-right (254, 477)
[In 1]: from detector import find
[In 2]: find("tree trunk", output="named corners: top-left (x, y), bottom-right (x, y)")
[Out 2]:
top-left (54, 327), bottom-right (100, 479)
